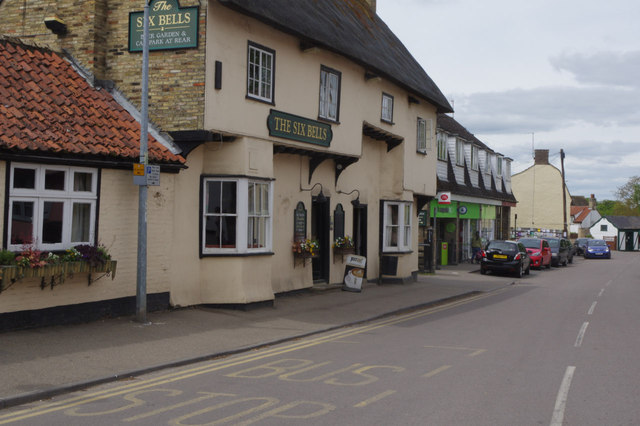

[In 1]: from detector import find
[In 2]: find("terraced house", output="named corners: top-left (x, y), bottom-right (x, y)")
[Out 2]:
top-left (0, 0), bottom-right (452, 327)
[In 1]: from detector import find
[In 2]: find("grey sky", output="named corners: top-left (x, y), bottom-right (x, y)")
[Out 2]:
top-left (378, 0), bottom-right (640, 201)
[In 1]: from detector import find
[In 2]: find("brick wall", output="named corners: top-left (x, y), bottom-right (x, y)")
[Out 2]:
top-left (0, 0), bottom-right (206, 131)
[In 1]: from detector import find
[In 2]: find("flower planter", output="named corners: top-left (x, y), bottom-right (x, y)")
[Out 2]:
top-left (0, 260), bottom-right (117, 293)
top-left (333, 246), bottom-right (355, 263)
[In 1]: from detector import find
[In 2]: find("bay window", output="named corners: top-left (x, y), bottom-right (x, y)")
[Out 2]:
top-left (8, 163), bottom-right (97, 251)
top-left (383, 201), bottom-right (412, 252)
top-left (202, 177), bottom-right (273, 255)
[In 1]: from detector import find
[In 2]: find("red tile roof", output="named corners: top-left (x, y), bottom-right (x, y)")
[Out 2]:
top-left (0, 37), bottom-right (184, 165)
top-left (571, 206), bottom-right (591, 223)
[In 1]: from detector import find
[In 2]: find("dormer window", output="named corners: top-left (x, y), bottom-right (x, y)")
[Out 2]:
top-left (437, 132), bottom-right (447, 161)
top-left (497, 156), bottom-right (503, 176)
top-left (455, 139), bottom-right (464, 166)
top-left (471, 146), bottom-right (479, 170)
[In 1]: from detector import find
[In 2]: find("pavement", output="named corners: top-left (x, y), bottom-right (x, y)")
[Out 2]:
top-left (0, 262), bottom-right (514, 409)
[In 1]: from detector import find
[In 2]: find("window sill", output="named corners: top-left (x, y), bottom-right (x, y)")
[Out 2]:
top-left (246, 95), bottom-right (275, 106)
top-left (200, 251), bottom-right (275, 258)
top-left (416, 150), bottom-right (427, 156)
top-left (381, 250), bottom-right (413, 255)
top-left (381, 119), bottom-right (394, 125)
top-left (317, 116), bottom-right (340, 125)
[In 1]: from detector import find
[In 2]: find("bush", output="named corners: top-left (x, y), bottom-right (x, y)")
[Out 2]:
top-left (0, 250), bottom-right (16, 266)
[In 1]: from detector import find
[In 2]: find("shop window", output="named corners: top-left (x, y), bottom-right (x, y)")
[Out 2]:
top-left (202, 177), bottom-right (272, 255)
top-left (247, 42), bottom-right (275, 103)
top-left (383, 201), bottom-right (412, 252)
top-left (8, 163), bottom-right (97, 251)
top-left (319, 66), bottom-right (341, 122)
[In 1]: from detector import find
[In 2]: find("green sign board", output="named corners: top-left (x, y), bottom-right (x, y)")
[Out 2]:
top-left (267, 110), bottom-right (332, 147)
top-left (129, 0), bottom-right (199, 52)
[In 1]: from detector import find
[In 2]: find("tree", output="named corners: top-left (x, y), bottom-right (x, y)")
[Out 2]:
top-left (615, 176), bottom-right (640, 213)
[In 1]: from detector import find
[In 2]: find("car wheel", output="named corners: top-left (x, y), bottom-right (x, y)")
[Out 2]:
top-left (568, 255), bottom-right (573, 264)
top-left (545, 262), bottom-right (551, 269)
top-left (525, 264), bottom-right (530, 275)
top-left (480, 267), bottom-right (487, 275)
top-left (516, 262), bottom-right (523, 278)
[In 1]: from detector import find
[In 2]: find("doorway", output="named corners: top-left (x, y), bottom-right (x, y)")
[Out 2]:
top-left (312, 196), bottom-right (330, 282)
top-left (353, 204), bottom-right (368, 276)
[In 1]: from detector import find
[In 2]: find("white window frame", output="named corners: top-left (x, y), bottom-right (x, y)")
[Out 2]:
top-left (456, 139), bottom-right (465, 166)
top-left (202, 177), bottom-right (273, 255)
top-left (8, 163), bottom-right (97, 252)
top-left (497, 156), bottom-right (503, 176)
top-left (383, 201), bottom-right (412, 252)
top-left (471, 146), bottom-right (479, 170)
top-left (247, 42), bottom-right (274, 103)
top-left (319, 66), bottom-right (341, 122)
top-left (437, 132), bottom-right (447, 161)
top-left (417, 118), bottom-right (432, 153)
top-left (381, 93), bottom-right (394, 123)
top-left (485, 152), bottom-right (491, 175)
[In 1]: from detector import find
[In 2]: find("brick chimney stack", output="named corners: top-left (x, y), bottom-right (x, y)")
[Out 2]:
top-left (534, 149), bottom-right (550, 165)
top-left (589, 194), bottom-right (597, 209)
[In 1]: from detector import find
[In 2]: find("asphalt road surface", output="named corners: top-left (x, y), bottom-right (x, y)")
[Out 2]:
top-left (1, 252), bottom-right (638, 425)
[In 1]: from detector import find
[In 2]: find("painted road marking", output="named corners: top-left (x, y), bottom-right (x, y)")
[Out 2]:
top-left (353, 390), bottom-right (397, 408)
top-left (574, 322), bottom-right (589, 347)
top-left (587, 302), bottom-right (597, 315)
top-left (550, 366), bottom-right (576, 426)
top-left (0, 288), bottom-right (510, 424)
top-left (423, 345), bottom-right (487, 357)
top-left (422, 365), bottom-right (452, 378)
top-left (598, 288), bottom-right (605, 297)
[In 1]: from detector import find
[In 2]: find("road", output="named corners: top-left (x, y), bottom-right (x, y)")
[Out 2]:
top-left (1, 252), bottom-right (638, 425)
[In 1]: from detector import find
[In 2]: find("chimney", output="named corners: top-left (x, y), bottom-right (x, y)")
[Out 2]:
top-left (534, 149), bottom-right (549, 165)
top-left (589, 194), bottom-right (597, 209)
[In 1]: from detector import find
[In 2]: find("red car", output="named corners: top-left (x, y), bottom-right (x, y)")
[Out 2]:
top-left (518, 237), bottom-right (551, 269)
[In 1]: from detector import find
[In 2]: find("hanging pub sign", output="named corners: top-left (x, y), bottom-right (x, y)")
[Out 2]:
top-left (128, 0), bottom-right (199, 52)
top-left (267, 110), bottom-right (332, 147)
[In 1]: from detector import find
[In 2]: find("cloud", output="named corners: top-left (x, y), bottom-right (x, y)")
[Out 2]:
top-left (550, 51), bottom-right (640, 89)
top-left (452, 86), bottom-right (640, 134)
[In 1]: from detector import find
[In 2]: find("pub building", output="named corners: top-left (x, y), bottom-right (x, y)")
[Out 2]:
top-left (0, 0), bottom-right (457, 326)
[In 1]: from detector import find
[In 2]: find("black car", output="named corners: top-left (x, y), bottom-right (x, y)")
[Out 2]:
top-left (574, 238), bottom-right (589, 255)
top-left (480, 240), bottom-right (531, 278)
top-left (546, 237), bottom-right (571, 266)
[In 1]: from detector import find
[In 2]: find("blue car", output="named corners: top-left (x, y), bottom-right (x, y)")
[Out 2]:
top-left (584, 239), bottom-right (611, 259)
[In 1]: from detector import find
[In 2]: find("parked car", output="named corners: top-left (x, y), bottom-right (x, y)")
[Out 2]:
top-left (584, 239), bottom-right (611, 259)
top-left (574, 238), bottom-right (589, 255)
top-left (480, 240), bottom-right (531, 278)
top-left (546, 237), bottom-right (571, 267)
top-left (518, 237), bottom-right (551, 269)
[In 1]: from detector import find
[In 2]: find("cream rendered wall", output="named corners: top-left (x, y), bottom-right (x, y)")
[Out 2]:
top-left (511, 165), bottom-right (572, 231)
top-left (0, 169), bottom-right (176, 313)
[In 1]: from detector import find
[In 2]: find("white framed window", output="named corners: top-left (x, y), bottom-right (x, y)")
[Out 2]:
top-left (247, 42), bottom-right (274, 103)
top-left (319, 66), bottom-right (341, 121)
top-left (437, 132), bottom-right (447, 161)
top-left (456, 139), bottom-right (465, 166)
top-left (8, 163), bottom-right (97, 251)
top-left (485, 152), bottom-right (491, 174)
top-left (383, 201), bottom-right (412, 252)
top-left (202, 177), bottom-right (273, 255)
top-left (471, 146), bottom-right (479, 170)
top-left (381, 93), bottom-right (394, 123)
top-left (417, 118), bottom-right (432, 153)
top-left (497, 156), bottom-right (503, 176)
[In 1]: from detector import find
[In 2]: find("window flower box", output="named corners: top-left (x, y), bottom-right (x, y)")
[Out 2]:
top-left (0, 260), bottom-right (117, 292)
top-left (292, 239), bottom-right (319, 267)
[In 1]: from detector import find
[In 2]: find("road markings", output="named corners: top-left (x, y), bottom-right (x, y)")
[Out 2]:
top-left (0, 289), bottom-right (509, 424)
top-left (587, 302), bottom-right (597, 315)
top-left (574, 322), bottom-right (589, 347)
top-left (605, 280), bottom-right (612, 287)
top-left (550, 366), bottom-right (576, 426)
top-left (422, 365), bottom-right (452, 378)
top-left (423, 345), bottom-right (486, 357)
top-left (353, 390), bottom-right (397, 408)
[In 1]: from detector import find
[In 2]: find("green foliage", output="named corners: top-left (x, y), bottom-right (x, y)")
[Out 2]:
top-left (614, 176), bottom-right (640, 214)
top-left (597, 199), bottom-right (638, 216)
top-left (0, 250), bottom-right (16, 266)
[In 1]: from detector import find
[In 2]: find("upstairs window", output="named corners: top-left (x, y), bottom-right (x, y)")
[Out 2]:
top-left (497, 156), bottom-right (503, 176)
top-left (485, 153), bottom-right (491, 174)
top-left (417, 118), bottom-right (432, 153)
top-left (437, 132), bottom-right (447, 161)
top-left (471, 146), bottom-right (479, 170)
top-left (8, 163), bottom-right (98, 251)
top-left (456, 139), bottom-right (465, 166)
top-left (381, 93), bottom-right (394, 123)
top-left (247, 42), bottom-right (275, 103)
top-left (319, 66), bottom-right (341, 122)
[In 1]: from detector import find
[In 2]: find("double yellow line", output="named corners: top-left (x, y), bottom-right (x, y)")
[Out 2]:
top-left (0, 289), bottom-right (508, 424)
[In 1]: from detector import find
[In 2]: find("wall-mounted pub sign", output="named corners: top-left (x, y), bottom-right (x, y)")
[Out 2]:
top-left (128, 0), bottom-right (199, 52)
top-left (267, 110), bottom-right (332, 147)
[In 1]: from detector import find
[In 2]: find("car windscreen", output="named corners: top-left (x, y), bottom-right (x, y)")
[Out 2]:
top-left (589, 240), bottom-right (607, 246)
top-left (518, 238), bottom-right (540, 249)
top-left (547, 239), bottom-right (560, 248)
top-left (487, 242), bottom-right (517, 253)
